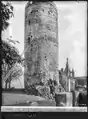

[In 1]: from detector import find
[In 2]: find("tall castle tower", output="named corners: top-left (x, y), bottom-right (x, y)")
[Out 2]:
top-left (24, 1), bottom-right (59, 88)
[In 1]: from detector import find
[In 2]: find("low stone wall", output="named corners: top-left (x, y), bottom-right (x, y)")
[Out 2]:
top-left (55, 92), bottom-right (73, 106)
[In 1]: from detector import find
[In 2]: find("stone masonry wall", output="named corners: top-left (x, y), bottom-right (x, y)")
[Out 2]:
top-left (24, 2), bottom-right (59, 88)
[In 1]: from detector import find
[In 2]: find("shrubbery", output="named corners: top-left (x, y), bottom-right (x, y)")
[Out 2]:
top-left (36, 85), bottom-right (53, 100)
top-left (25, 84), bottom-right (39, 96)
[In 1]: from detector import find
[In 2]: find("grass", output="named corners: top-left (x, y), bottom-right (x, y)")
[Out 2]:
top-left (2, 90), bottom-right (56, 106)
top-left (9, 100), bottom-right (56, 106)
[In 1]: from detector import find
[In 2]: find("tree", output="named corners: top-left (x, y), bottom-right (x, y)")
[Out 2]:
top-left (1, 1), bottom-right (14, 31)
top-left (1, 2), bottom-right (24, 89)
top-left (2, 40), bottom-right (23, 89)
top-left (7, 63), bottom-right (23, 89)
top-left (2, 40), bottom-right (22, 69)
top-left (1, 1), bottom-right (16, 71)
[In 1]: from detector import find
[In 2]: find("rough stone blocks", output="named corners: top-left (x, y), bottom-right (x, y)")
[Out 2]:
top-left (25, 2), bottom-right (58, 88)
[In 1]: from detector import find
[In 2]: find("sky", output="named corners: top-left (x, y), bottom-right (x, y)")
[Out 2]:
top-left (2, 1), bottom-right (87, 77)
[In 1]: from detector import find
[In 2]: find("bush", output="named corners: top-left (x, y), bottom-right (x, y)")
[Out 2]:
top-left (36, 85), bottom-right (53, 100)
top-left (25, 84), bottom-right (39, 96)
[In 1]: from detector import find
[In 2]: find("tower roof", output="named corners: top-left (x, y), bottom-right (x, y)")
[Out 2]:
top-left (64, 57), bottom-right (70, 76)
top-left (25, 1), bottom-right (58, 15)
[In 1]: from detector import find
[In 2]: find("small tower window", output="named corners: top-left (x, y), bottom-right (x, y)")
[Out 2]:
top-left (28, 20), bottom-right (31, 25)
top-left (27, 37), bottom-right (30, 44)
top-left (45, 56), bottom-right (46, 58)
top-left (48, 11), bottom-right (50, 15)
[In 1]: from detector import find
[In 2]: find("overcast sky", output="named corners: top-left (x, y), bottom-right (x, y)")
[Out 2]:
top-left (2, 1), bottom-right (87, 77)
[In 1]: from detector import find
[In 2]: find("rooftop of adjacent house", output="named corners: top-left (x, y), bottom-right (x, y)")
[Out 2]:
top-left (74, 76), bottom-right (87, 80)
top-left (74, 76), bottom-right (87, 86)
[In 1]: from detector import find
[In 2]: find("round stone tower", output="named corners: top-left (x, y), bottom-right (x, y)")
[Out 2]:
top-left (24, 1), bottom-right (59, 89)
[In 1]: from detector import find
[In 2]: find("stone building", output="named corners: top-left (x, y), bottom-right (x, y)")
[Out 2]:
top-left (24, 1), bottom-right (59, 89)
top-left (74, 76), bottom-right (87, 90)
top-left (59, 58), bottom-right (76, 92)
